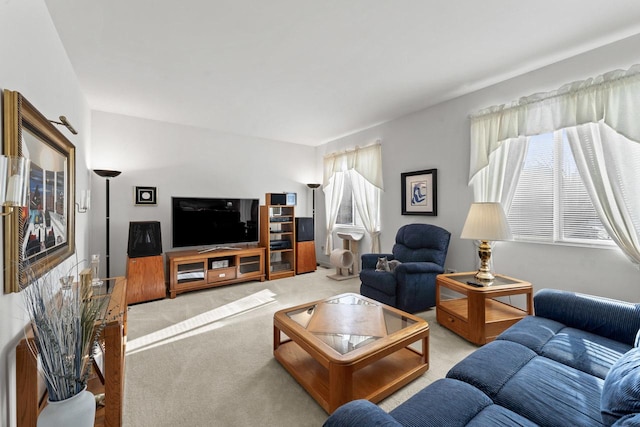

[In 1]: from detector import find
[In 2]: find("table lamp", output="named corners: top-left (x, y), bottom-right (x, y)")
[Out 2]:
top-left (460, 202), bottom-right (512, 284)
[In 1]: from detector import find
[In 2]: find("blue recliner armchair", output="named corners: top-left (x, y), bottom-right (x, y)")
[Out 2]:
top-left (360, 223), bottom-right (451, 313)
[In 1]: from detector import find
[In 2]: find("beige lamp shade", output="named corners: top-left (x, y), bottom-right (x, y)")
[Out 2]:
top-left (461, 202), bottom-right (512, 284)
top-left (461, 202), bottom-right (512, 241)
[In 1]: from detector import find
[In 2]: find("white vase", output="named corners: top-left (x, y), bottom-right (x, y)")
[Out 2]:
top-left (37, 387), bottom-right (96, 427)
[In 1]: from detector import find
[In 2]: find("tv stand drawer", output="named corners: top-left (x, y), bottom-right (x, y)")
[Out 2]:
top-left (207, 267), bottom-right (237, 283)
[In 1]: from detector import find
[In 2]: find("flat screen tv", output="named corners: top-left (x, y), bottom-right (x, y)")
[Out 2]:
top-left (171, 197), bottom-right (260, 248)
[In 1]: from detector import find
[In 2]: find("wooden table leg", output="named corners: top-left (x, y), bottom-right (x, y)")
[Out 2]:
top-left (104, 322), bottom-right (124, 427)
top-left (328, 363), bottom-right (352, 413)
top-left (273, 325), bottom-right (281, 350)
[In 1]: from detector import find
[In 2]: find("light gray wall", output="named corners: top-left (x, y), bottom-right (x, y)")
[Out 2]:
top-left (0, 1), bottom-right (92, 425)
top-left (315, 33), bottom-right (640, 302)
top-left (89, 111), bottom-right (317, 278)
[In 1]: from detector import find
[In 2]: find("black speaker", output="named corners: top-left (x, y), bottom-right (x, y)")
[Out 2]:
top-left (128, 221), bottom-right (162, 258)
top-left (296, 217), bottom-right (314, 242)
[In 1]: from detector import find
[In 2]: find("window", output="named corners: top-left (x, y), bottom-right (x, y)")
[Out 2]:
top-left (508, 130), bottom-right (613, 246)
top-left (323, 144), bottom-right (383, 253)
top-left (335, 175), bottom-right (362, 226)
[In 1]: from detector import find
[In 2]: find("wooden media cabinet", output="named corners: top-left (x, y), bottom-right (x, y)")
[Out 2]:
top-left (166, 246), bottom-right (266, 298)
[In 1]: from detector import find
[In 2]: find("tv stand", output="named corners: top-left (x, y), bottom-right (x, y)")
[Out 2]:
top-left (167, 246), bottom-right (265, 298)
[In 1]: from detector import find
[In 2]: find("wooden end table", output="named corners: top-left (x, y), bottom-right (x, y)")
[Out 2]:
top-left (436, 272), bottom-right (532, 345)
top-left (273, 293), bottom-right (429, 413)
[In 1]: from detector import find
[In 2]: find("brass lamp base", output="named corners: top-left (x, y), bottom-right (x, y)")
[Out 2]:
top-left (475, 240), bottom-right (494, 285)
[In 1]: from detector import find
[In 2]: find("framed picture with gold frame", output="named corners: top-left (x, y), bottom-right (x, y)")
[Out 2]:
top-left (3, 90), bottom-right (76, 293)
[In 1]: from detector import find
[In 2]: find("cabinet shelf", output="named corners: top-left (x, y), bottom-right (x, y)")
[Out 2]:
top-left (271, 248), bottom-right (294, 253)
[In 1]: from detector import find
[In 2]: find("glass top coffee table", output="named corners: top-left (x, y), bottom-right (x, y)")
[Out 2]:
top-left (273, 293), bottom-right (429, 413)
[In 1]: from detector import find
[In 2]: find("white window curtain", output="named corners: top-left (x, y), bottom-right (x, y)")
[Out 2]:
top-left (566, 122), bottom-right (640, 264)
top-left (323, 172), bottom-right (345, 255)
top-left (323, 143), bottom-right (383, 254)
top-left (469, 64), bottom-right (640, 264)
top-left (348, 169), bottom-right (381, 253)
top-left (472, 136), bottom-right (528, 212)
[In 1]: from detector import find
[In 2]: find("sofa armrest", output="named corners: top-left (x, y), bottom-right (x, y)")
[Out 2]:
top-left (534, 288), bottom-right (640, 346)
top-left (361, 253), bottom-right (394, 270)
top-left (323, 400), bottom-right (402, 427)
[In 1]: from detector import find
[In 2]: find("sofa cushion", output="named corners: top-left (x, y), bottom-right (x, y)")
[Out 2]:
top-left (540, 327), bottom-right (632, 379)
top-left (499, 316), bottom-right (632, 379)
top-left (613, 413), bottom-right (640, 426)
top-left (601, 347), bottom-right (640, 426)
top-left (466, 405), bottom-right (538, 427)
top-left (390, 378), bottom-right (493, 426)
top-left (495, 356), bottom-right (605, 426)
top-left (497, 315), bottom-right (564, 352)
top-left (446, 340), bottom-right (537, 399)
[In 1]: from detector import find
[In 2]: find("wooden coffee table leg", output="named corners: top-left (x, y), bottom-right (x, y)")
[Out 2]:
top-left (273, 325), bottom-right (284, 350)
top-left (329, 363), bottom-right (353, 413)
top-left (422, 336), bottom-right (429, 365)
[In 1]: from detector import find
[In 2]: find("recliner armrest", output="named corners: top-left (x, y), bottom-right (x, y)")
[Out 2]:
top-left (394, 261), bottom-right (445, 275)
top-left (534, 288), bottom-right (640, 346)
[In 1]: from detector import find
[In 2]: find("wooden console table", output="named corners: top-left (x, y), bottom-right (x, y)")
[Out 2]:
top-left (436, 272), bottom-right (532, 345)
top-left (16, 276), bottom-right (127, 427)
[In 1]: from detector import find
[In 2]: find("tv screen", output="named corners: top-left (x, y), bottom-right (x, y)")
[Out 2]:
top-left (172, 197), bottom-right (260, 248)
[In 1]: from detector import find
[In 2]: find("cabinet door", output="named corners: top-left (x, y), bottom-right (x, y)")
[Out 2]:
top-left (238, 254), bottom-right (263, 277)
top-left (126, 256), bottom-right (166, 304)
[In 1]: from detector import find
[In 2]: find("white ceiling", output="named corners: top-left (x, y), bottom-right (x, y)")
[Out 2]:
top-left (44, 0), bottom-right (640, 146)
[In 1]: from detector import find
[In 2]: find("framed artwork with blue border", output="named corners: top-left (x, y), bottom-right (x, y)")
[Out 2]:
top-left (401, 169), bottom-right (437, 216)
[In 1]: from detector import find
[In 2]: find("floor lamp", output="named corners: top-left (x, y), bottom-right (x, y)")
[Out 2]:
top-left (94, 169), bottom-right (121, 279)
top-left (307, 183), bottom-right (321, 266)
top-left (306, 183), bottom-right (321, 226)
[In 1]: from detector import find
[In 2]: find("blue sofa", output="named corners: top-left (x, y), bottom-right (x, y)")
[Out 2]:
top-left (324, 289), bottom-right (640, 426)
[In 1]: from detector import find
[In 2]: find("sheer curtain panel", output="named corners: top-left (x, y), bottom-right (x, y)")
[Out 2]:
top-left (566, 123), bottom-right (640, 264)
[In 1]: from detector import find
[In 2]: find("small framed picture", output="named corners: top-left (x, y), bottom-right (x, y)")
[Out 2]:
top-left (286, 192), bottom-right (297, 206)
top-left (134, 186), bottom-right (157, 206)
top-left (401, 169), bottom-right (437, 216)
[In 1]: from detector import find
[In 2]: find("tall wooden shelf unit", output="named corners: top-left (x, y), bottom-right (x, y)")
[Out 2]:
top-left (260, 204), bottom-right (296, 280)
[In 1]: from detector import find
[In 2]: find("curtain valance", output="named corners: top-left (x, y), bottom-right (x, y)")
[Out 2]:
top-left (469, 64), bottom-right (640, 182)
top-left (323, 143), bottom-right (384, 190)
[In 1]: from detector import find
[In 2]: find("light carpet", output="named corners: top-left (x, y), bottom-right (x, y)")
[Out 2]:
top-left (122, 268), bottom-right (477, 426)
